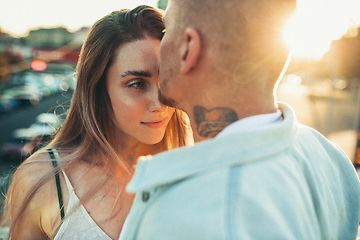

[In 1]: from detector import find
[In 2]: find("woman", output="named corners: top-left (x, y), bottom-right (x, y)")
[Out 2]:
top-left (5, 5), bottom-right (193, 240)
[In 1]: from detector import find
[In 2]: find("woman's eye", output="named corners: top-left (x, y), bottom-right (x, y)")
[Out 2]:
top-left (127, 80), bottom-right (147, 90)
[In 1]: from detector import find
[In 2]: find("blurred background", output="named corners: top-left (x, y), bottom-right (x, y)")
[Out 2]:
top-left (0, 0), bottom-right (360, 235)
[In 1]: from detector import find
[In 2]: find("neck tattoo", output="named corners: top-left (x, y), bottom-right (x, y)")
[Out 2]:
top-left (193, 105), bottom-right (238, 138)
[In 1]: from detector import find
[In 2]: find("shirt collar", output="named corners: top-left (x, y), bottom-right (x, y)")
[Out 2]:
top-left (217, 110), bottom-right (282, 138)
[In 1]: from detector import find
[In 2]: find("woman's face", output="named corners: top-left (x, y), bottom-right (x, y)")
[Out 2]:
top-left (106, 38), bottom-right (174, 145)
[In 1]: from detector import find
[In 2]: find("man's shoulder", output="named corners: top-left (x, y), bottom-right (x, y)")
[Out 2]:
top-left (295, 123), bottom-right (349, 157)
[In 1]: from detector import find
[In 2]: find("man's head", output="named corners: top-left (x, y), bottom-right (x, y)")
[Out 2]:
top-left (159, 0), bottom-right (296, 115)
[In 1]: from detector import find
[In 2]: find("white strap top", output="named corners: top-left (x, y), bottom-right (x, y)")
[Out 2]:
top-left (51, 151), bottom-right (112, 239)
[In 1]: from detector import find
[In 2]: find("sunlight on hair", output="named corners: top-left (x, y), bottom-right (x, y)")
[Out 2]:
top-left (283, 0), bottom-right (360, 61)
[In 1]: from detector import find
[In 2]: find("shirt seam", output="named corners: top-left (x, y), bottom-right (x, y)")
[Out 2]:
top-left (225, 166), bottom-right (240, 240)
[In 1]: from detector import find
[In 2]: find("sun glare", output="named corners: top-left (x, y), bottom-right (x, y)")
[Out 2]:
top-left (283, 0), bottom-right (360, 61)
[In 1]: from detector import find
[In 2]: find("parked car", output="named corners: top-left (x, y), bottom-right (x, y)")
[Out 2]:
top-left (12, 86), bottom-right (43, 107)
top-left (0, 94), bottom-right (19, 114)
top-left (35, 113), bottom-right (61, 125)
top-left (33, 113), bottom-right (62, 130)
top-left (1, 113), bottom-right (61, 162)
top-left (1, 128), bottom-right (33, 161)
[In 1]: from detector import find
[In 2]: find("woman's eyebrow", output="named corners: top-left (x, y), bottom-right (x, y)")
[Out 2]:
top-left (121, 70), bottom-right (152, 78)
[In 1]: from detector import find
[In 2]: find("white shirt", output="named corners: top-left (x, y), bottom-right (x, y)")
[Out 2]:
top-left (217, 110), bottom-right (282, 138)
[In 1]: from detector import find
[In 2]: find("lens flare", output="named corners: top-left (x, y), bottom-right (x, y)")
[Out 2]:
top-left (283, 0), bottom-right (360, 60)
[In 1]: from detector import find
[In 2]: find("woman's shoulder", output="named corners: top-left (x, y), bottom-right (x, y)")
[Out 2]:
top-left (12, 150), bottom-right (56, 188)
top-left (9, 149), bottom-right (65, 215)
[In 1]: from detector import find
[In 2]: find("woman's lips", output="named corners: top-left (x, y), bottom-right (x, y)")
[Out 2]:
top-left (142, 119), bottom-right (166, 128)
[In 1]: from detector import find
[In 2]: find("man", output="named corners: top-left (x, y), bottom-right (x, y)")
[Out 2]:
top-left (120, 0), bottom-right (360, 239)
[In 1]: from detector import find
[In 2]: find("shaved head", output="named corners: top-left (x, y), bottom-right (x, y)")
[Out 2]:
top-left (169, 0), bottom-right (296, 81)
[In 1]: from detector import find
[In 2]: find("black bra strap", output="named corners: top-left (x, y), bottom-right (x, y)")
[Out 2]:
top-left (48, 149), bottom-right (65, 220)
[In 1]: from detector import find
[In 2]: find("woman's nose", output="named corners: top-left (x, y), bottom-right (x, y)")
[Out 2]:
top-left (148, 87), bottom-right (167, 112)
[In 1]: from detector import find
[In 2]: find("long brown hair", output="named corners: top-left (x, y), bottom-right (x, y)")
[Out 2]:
top-left (5, 5), bottom-right (193, 238)
top-left (50, 5), bottom-right (192, 172)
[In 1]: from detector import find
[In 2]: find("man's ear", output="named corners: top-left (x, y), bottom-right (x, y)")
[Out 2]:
top-left (180, 28), bottom-right (201, 74)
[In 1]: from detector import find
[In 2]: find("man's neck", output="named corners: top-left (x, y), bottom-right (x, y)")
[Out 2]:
top-left (187, 96), bottom-right (277, 142)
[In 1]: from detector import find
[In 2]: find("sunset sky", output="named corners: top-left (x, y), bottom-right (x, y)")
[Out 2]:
top-left (0, 0), bottom-right (359, 60)
top-left (0, 0), bottom-right (158, 37)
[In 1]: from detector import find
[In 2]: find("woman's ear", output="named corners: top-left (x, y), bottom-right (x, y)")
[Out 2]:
top-left (180, 28), bottom-right (201, 74)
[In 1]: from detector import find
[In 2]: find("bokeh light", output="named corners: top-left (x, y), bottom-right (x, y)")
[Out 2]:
top-left (31, 60), bottom-right (47, 71)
